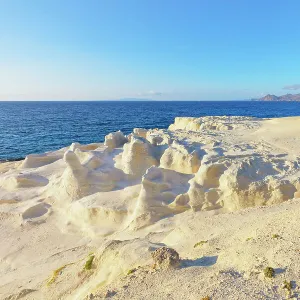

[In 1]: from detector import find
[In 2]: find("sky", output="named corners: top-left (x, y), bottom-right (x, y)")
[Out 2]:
top-left (0, 0), bottom-right (300, 101)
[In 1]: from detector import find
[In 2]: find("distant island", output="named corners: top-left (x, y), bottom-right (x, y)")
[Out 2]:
top-left (254, 93), bottom-right (300, 101)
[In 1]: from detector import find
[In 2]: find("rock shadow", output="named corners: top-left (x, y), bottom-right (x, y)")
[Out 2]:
top-left (181, 255), bottom-right (218, 268)
top-left (274, 267), bottom-right (286, 275)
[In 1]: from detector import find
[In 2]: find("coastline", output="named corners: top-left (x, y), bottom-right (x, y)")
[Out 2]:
top-left (0, 157), bottom-right (25, 163)
top-left (2, 101), bottom-right (300, 162)
top-left (1, 115), bottom-right (300, 299)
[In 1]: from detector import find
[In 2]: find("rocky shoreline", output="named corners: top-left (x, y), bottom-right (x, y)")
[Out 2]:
top-left (1, 116), bottom-right (300, 299)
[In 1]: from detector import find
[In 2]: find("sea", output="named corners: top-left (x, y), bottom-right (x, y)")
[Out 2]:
top-left (1, 100), bottom-right (300, 161)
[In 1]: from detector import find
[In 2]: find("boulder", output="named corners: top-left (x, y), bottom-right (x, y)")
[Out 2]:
top-left (151, 247), bottom-right (180, 269)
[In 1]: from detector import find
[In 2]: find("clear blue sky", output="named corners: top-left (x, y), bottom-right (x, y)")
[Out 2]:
top-left (1, 0), bottom-right (299, 100)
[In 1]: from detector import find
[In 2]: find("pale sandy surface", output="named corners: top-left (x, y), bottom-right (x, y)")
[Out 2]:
top-left (1, 116), bottom-right (300, 300)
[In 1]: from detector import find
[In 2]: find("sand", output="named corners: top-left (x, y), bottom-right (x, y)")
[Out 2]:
top-left (0, 116), bottom-right (300, 300)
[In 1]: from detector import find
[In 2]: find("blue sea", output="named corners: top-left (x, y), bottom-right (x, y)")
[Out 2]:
top-left (1, 101), bottom-right (300, 161)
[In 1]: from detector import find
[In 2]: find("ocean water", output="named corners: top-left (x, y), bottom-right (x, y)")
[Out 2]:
top-left (1, 100), bottom-right (300, 161)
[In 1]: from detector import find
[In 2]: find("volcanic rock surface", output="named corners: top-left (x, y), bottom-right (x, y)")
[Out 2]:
top-left (1, 116), bottom-right (300, 299)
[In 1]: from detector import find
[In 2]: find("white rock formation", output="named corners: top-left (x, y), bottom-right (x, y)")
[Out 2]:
top-left (0, 173), bottom-right (49, 191)
top-left (20, 153), bottom-right (61, 168)
top-left (169, 116), bottom-right (259, 131)
top-left (104, 131), bottom-right (128, 150)
top-left (2, 116), bottom-right (300, 229)
top-left (121, 136), bottom-right (158, 178)
top-left (130, 166), bottom-right (192, 229)
top-left (2, 116), bottom-right (300, 299)
top-left (133, 128), bottom-right (148, 138)
top-left (69, 142), bottom-right (100, 152)
top-left (58, 150), bottom-right (119, 201)
top-left (160, 141), bottom-right (201, 174)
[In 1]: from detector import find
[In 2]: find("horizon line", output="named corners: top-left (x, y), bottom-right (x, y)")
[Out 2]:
top-left (0, 99), bottom-right (253, 102)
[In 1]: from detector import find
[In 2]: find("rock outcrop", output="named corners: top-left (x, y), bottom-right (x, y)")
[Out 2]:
top-left (104, 131), bottom-right (128, 150)
top-left (160, 141), bottom-right (201, 174)
top-left (1, 116), bottom-right (300, 234)
top-left (121, 136), bottom-right (158, 178)
top-left (151, 247), bottom-right (180, 269)
top-left (2, 115), bottom-right (300, 299)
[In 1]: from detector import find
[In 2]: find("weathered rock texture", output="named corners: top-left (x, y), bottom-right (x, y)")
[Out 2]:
top-left (151, 247), bottom-right (180, 269)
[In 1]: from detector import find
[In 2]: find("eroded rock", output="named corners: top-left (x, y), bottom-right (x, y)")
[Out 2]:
top-left (104, 131), bottom-right (128, 150)
top-left (121, 136), bottom-right (158, 178)
top-left (151, 247), bottom-right (180, 269)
